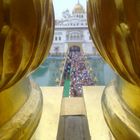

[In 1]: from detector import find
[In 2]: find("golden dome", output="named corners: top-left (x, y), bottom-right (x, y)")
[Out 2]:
top-left (73, 3), bottom-right (85, 13)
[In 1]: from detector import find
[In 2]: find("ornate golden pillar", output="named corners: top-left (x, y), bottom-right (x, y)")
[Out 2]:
top-left (87, 0), bottom-right (140, 139)
top-left (0, 0), bottom-right (54, 139)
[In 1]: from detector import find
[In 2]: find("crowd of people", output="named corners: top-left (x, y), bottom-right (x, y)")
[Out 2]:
top-left (63, 50), bottom-right (95, 97)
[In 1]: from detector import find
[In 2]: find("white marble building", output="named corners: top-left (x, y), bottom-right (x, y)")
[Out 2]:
top-left (50, 1), bottom-right (98, 56)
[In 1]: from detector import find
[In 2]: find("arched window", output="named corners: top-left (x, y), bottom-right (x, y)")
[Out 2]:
top-left (66, 34), bottom-right (69, 40)
top-left (77, 34), bottom-right (80, 39)
top-left (70, 35), bottom-right (72, 40)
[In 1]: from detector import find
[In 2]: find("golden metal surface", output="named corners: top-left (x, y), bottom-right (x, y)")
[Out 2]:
top-left (102, 80), bottom-right (140, 140)
top-left (0, 78), bottom-right (30, 127)
top-left (0, 0), bottom-right (54, 139)
top-left (73, 3), bottom-right (85, 13)
top-left (87, 0), bottom-right (140, 139)
top-left (0, 79), bottom-right (43, 140)
top-left (0, 0), bottom-right (54, 90)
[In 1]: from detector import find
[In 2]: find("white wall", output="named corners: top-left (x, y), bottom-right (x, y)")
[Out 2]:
top-left (82, 43), bottom-right (94, 55)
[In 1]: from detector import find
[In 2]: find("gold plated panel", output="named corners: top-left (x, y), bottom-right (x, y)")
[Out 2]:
top-left (0, 78), bottom-right (43, 140)
top-left (87, 0), bottom-right (140, 86)
top-left (0, 0), bottom-right (54, 91)
top-left (102, 79), bottom-right (140, 140)
top-left (0, 0), bottom-right (54, 139)
top-left (87, 0), bottom-right (140, 139)
top-left (0, 78), bottom-right (30, 127)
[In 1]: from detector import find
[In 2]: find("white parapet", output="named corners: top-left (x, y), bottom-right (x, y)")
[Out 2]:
top-left (31, 86), bottom-right (115, 140)
top-left (31, 87), bottom-right (63, 140)
top-left (83, 86), bottom-right (115, 140)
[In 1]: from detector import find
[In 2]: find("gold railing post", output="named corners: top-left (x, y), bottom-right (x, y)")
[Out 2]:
top-left (0, 0), bottom-right (54, 139)
top-left (87, 0), bottom-right (140, 139)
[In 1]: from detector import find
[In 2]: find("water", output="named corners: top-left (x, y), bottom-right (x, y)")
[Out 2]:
top-left (30, 56), bottom-right (65, 86)
top-left (86, 56), bottom-right (116, 85)
top-left (30, 56), bottom-right (116, 86)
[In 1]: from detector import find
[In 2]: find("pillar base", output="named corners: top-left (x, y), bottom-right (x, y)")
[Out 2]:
top-left (102, 80), bottom-right (140, 140)
top-left (0, 80), bottom-right (43, 140)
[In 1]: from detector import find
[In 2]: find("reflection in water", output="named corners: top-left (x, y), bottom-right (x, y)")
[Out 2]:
top-left (30, 56), bottom-right (65, 86)
top-left (30, 56), bottom-right (116, 86)
top-left (87, 56), bottom-right (116, 85)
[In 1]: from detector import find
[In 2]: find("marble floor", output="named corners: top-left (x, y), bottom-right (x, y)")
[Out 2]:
top-left (31, 86), bottom-right (114, 140)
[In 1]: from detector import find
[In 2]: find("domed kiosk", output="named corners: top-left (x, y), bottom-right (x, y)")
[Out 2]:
top-left (72, 1), bottom-right (85, 14)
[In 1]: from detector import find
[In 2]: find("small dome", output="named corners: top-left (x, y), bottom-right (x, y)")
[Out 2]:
top-left (73, 3), bottom-right (85, 14)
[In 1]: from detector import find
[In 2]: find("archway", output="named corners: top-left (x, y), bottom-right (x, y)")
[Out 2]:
top-left (69, 45), bottom-right (81, 52)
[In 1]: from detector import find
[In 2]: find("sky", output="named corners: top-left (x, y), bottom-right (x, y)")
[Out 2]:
top-left (53, 0), bottom-right (86, 19)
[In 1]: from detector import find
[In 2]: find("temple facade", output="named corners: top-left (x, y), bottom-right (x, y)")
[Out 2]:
top-left (50, 1), bottom-right (98, 55)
